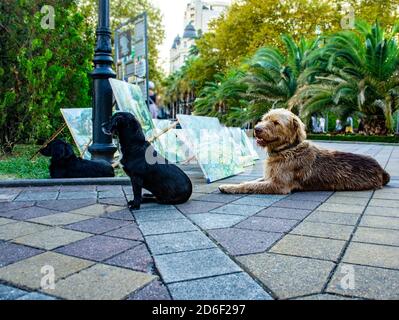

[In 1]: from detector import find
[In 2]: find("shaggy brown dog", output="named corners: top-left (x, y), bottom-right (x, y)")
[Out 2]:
top-left (219, 109), bottom-right (390, 194)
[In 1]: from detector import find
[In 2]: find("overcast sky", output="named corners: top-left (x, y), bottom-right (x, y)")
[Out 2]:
top-left (150, 0), bottom-right (232, 73)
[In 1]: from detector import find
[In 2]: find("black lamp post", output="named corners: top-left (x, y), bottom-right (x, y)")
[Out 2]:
top-left (89, 0), bottom-right (117, 162)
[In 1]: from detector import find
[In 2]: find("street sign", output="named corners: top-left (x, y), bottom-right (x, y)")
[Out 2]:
top-left (114, 12), bottom-right (149, 106)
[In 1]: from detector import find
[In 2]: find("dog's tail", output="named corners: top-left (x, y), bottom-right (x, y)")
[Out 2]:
top-left (382, 170), bottom-right (390, 186)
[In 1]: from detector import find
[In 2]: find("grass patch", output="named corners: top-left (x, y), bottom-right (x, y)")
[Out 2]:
top-left (308, 134), bottom-right (399, 143)
top-left (0, 145), bottom-right (126, 180)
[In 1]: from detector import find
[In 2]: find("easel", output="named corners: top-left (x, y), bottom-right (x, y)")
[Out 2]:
top-left (30, 123), bottom-right (67, 160)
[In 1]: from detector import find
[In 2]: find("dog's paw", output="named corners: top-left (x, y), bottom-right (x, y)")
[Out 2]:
top-left (219, 184), bottom-right (239, 194)
top-left (128, 200), bottom-right (141, 211)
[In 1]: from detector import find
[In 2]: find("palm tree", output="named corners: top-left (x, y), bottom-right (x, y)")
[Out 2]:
top-left (291, 21), bottom-right (399, 134)
top-left (244, 35), bottom-right (321, 120)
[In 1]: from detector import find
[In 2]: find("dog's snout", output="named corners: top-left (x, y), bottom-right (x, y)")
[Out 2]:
top-left (254, 126), bottom-right (263, 134)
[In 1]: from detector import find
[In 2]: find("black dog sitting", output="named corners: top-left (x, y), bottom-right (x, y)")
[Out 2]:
top-left (102, 112), bottom-right (192, 210)
top-left (40, 139), bottom-right (115, 179)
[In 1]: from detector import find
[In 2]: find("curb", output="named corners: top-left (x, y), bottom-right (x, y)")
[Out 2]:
top-left (0, 177), bottom-right (131, 188)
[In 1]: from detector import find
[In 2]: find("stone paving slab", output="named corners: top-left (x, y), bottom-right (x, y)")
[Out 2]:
top-left (368, 199), bottom-right (399, 208)
top-left (210, 203), bottom-right (264, 217)
top-left (58, 191), bottom-right (97, 200)
top-left (127, 280), bottom-right (171, 300)
top-left (0, 222), bottom-right (51, 241)
top-left (138, 218), bottom-right (198, 236)
top-left (0, 206), bottom-right (60, 220)
top-left (0, 218), bottom-right (15, 226)
top-left (29, 212), bottom-right (91, 226)
top-left (154, 248), bottom-right (242, 283)
top-left (15, 191), bottom-right (58, 202)
top-left (101, 208), bottom-right (135, 221)
top-left (316, 203), bottom-right (365, 214)
top-left (0, 201), bottom-right (34, 213)
top-left (55, 235), bottom-right (140, 262)
top-left (14, 227), bottom-right (92, 250)
top-left (103, 223), bottom-right (144, 241)
top-left (230, 196), bottom-right (279, 207)
top-left (145, 231), bottom-right (216, 255)
top-left (16, 292), bottom-right (56, 300)
top-left (134, 209), bottom-right (185, 222)
top-left (0, 284), bottom-right (28, 300)
top-left (360, 215), bottom-right (399, 230)
top-left (0, 252), bottom-right (94, 290)
top-left (208, 228), bottom-right (282, 256)
top-left (291, 221), bottom-right (355, 240)
top-left (46, 264), bottom-right (156, 300)
top-left (304, 210), bottom-right (361, 226)
top-left (0, 242), bottom-right (43, 267)
top-left (285, 192), bottom-right (332, 202)
top-left (326, 196), bottom-right (370, 206)
top-left (192, 193), bottom-right (243, 203)
top-left (237, 253), bottom-right (335, 299)
top-left (364, 206), bottom-right (399, 218)
top-left (327, 263), bottom-right (399, 300)
top-left (176, 200), bottom-right (224, 214)
top-left (36, 199), bottom-right (97, 212)
top-left (104, 244), bottom-right (154, 273)
top-left (342, 242), bottom-right (399, 269)
top-left (70, 204), bottom-right (123, 217)
top-left (64, 217), bottom-right (131, 235)
top-left (256, 207), bottom-right (311, 220)
top-left (269, 234), bottom-right (346, 262)
top-left (352, 227), bottom-right (399, 246)
top-left (168, 272), bottom-right (272, 300)
top-left (187, 213), bottom-right (245, 230)
top-left (236, 216), bottom-right (298, 233)
top-left (272, 199), bottom-right (321, 211)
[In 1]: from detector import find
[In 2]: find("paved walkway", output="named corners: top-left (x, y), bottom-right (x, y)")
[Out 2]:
top-left (0, 142), bottom-right (398, 300)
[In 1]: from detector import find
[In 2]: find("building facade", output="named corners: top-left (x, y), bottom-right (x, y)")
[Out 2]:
top-left (169, 0), bottom-right (229, 74)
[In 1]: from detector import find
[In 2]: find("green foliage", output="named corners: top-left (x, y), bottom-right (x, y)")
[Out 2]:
top-left (0, 0), bottom-right (94, 153)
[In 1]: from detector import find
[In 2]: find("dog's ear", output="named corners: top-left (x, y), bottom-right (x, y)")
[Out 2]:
top-left (292, 116), bottom-right (307, 142)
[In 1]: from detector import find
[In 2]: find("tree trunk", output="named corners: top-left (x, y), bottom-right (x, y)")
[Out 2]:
top-left (362, 116), bottom-right (388, 135)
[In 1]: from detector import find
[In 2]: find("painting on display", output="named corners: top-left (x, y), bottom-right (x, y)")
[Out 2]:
top-left (109, 78), bottom-right (164, 155)
top-left (61, 108), bottom-right (92, 159)
top-left (177, 114), bottom-right (244, 183)
top-left (227, 127), bottom-right (259, 166)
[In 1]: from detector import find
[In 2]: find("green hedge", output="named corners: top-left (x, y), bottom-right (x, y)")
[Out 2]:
top-left (308, 134), bottom-right (399, 143)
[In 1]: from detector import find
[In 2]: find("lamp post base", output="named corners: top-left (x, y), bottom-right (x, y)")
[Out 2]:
top-left (88, 143), bottom-right (117, 163)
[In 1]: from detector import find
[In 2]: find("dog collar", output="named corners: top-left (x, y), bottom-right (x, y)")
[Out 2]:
top-left (268, 141), bottom-right (301, 157)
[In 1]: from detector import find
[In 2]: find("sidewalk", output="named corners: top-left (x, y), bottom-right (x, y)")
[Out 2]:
top-left (0, 142), bottom-right (398, 300)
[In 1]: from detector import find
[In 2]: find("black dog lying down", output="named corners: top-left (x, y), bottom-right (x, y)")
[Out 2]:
top-left (102, 112), bottom-right (192, 210)
top-left (40, 139), bottom-right (115, 179)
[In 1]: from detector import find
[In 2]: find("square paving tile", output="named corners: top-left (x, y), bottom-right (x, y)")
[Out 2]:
top-left (0, 192), bottom-right (19, 202)
top-left (210, 204), bottom-right (263, 217)
top-left (135, 203), bottom-right (175, 211)
top-left (270, 234), bottom-right (346, 262)
top-left (373, 189), bottom-right (399, 200)
top-left (0, 284), bottom-right (28, 300)
top-left (168, 272), bottom-right (272, 300)
top-left (353, 227), bottom-right (399, 246)
top-left (334, 191), bottom-right (373, 198)
top-left (236, 216), bottom-right (298, 233)
top-left (368, 199), bottom-right (399, 208)
top-left (325, 196), bottom-right (370, 206)
top-left (360, 215), bottom-right (399, 230)
top-left (256, 207), bottom-right (311, 220)
top-left (176, 200), bottom-right (224, 214)
top-left (98, 190), bottom-right (125, 199)
top-left (36, 199), bottom-right (97, 212)
top-left (230, 196), bottom-right (279, 207)
top-left (364, 206), bottom-right (399, 218)
top-left (209, 228), bottom-right (282, 256)
top-left (101, 208), bottom-right (134, 221)
top-left (291, 221), bottom-right (355, 240)
top-left (342, 242), bottom-right (399, 269)
top-left (15, 191), bottom-right (58, 202)
top-left (104, 244), bottom-right (154, 273)
top-left (0, 201), bottom-right (34, 213)
top-left (104, 223), bottom-right (144, 241)
top-left (0, 222), bottom-right (50, 241)
top-left (0, 252), bottom-right (94, 290)
top-left (2, 206), bottom-right (60, 220)
top-left (134, 209), bottom-right (185, 222)
top-left (145, 231), bottom-right (216, 255)
top-left (272, 199), bottom-right (321, 211)
top-left (327, 263), bottom-right (399, 299)
top-left (154, 248), bottom-right (242, 283)
top-left (0, 242), bottom-right (43, 267)
top-left (187, 213), bottom-right (245, 230)
top-left (46, 264), bottom-right (155, 300)
top-left (29, 213), bottom-right (91, 226)
top-left (98, 197), bottom-right (128, 207)
top-left (64, 217), bottom-right (131, 235)
top-left (55, 235), bottom-right (139, 262)
top-left (14, 227), bottom-right (92, 250)
top-left (138, 218), bottom-right (198, 236)
top-left (17, 292), bottom-right (57, 300)
top-left (127, 280), bottom-right (171, 300)
top-left (304, 211), bottom-right (361, 226)
top-left (70, 204), bottom-right (123, 217)
top-left (237, 252), bottom-right (335, 299)
top-left (316, 203), bottom-right (365, 214)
